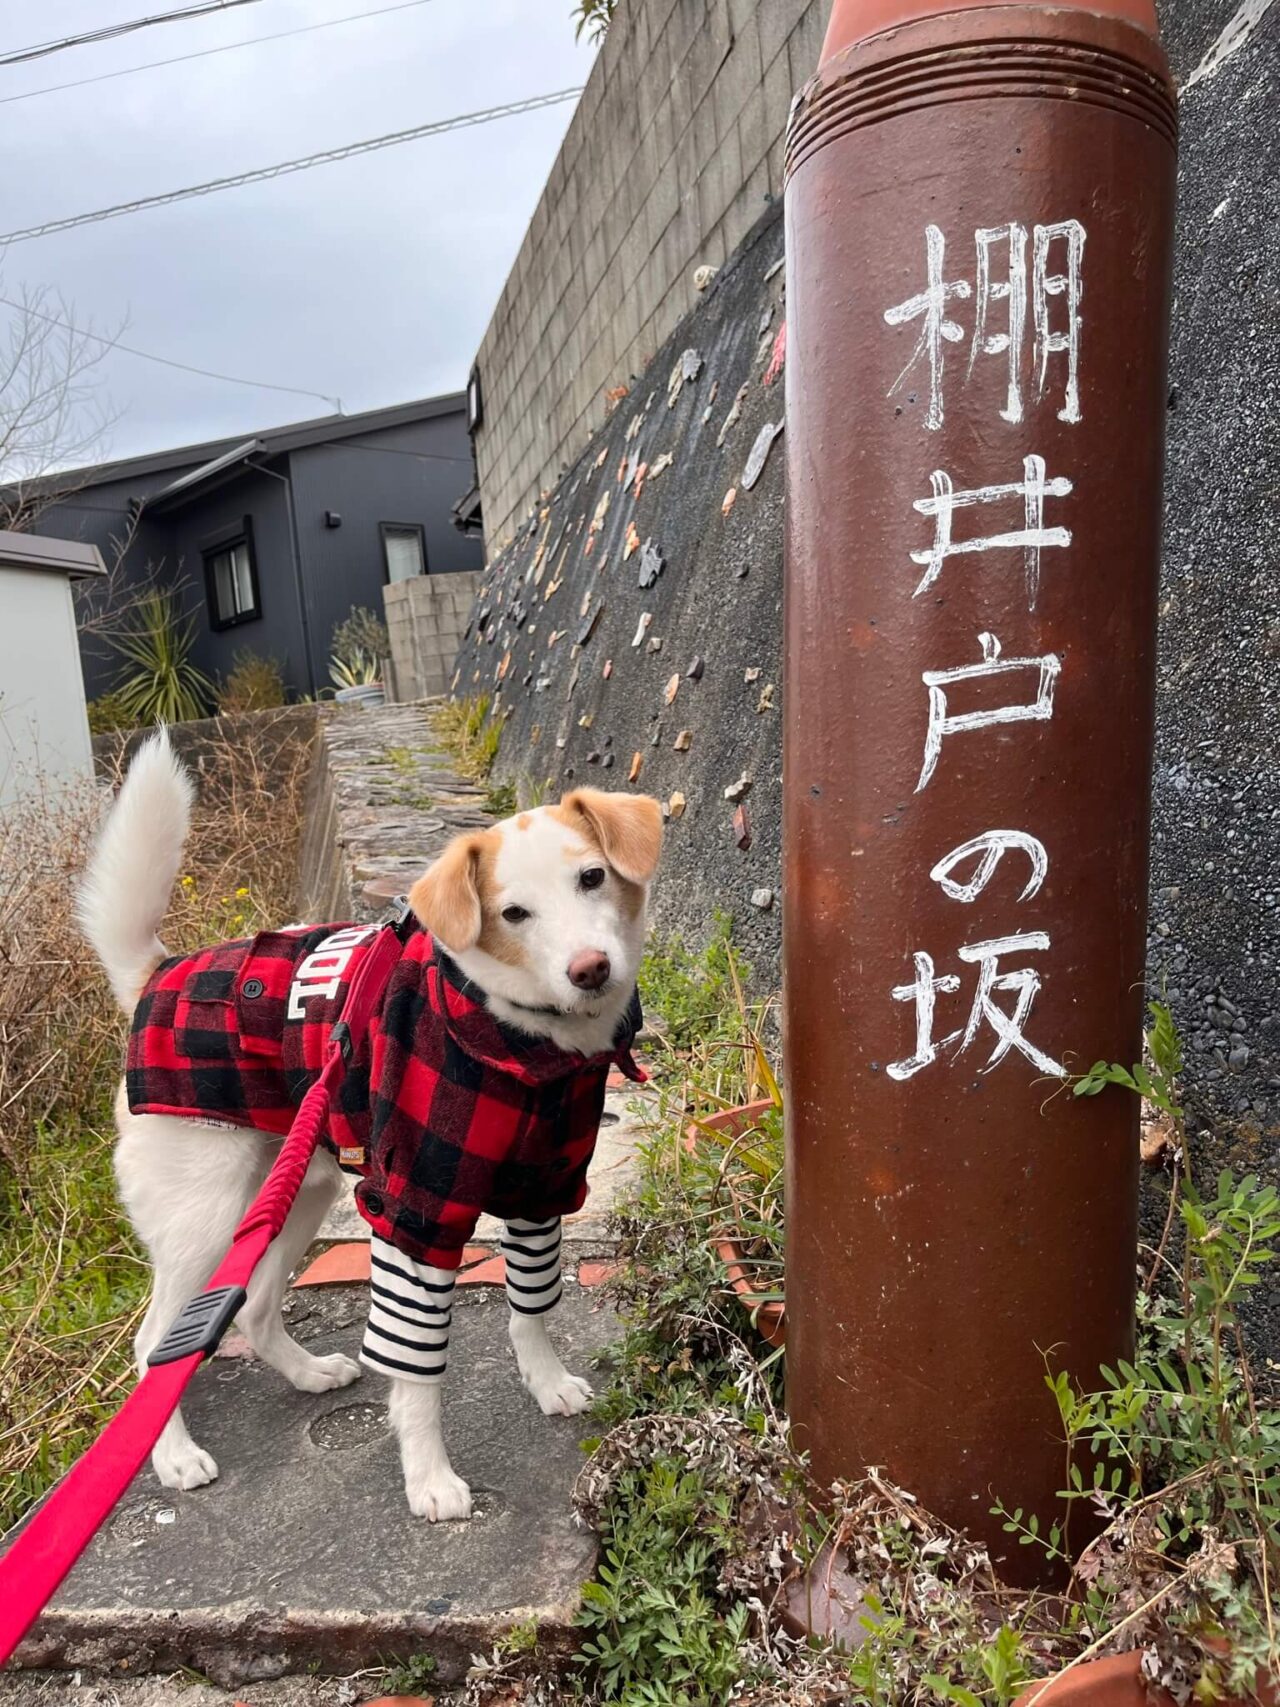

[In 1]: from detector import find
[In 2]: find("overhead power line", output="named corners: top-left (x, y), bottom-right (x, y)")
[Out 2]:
top-left (0, 0), bottom-right (440, 108)
top-left (0, 291), bottom-right (343, 411)
top-left (0, 1), bottom-right (262, 68)
top-left (0, 87), bottom-right (585, 246)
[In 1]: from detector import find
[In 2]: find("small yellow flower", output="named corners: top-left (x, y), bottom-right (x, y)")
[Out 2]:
top-left (235, 886), bottom-right (250, 899)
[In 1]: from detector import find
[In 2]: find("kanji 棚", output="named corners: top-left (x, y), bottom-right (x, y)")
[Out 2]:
top-left (886, 932), bottom-right (1066, 1081)
top-left (884, 219), bottom-right (1086, 429)
top-left (910, 454), bottom-right (1073, 608)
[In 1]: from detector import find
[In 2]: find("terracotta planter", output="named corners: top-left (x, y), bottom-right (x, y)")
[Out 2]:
top-left (1014, 1650), bottom-right (1277, 1706)
top-left (686, 1099), bottom-right (786, 1349)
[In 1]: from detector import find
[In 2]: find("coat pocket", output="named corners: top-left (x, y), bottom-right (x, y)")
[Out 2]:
top-left (233, 930), bottom-right (307, 1062)
top-left (172, 940), bottom-right (247, 1060)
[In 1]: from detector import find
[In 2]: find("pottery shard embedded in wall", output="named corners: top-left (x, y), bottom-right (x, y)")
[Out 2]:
top-left (742, 421), bottom-right (785, 492)
top-left (638, 540), bottom-right (664, 590)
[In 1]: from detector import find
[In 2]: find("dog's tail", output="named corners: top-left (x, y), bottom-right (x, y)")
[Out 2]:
top-left (78, 728), bottom-right (195, 1013)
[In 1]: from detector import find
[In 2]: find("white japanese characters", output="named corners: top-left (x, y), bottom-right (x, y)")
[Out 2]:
top-left (883, 215), bottom-right (1087, 1084)
top-left (884, 219), bottom-right (1085, 430)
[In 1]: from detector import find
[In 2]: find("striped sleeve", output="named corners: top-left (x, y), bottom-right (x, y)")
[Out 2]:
top-left (502, 1216), bottom-right (563, 1316)
top-left (359, 1235), bottom-right (455, 1384)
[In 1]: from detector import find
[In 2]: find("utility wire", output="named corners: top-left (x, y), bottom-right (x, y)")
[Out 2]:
top-left (0, 1), bottom-right (263, 68)
top-left (0, 0), bottom-right (440, 109)
top-left (0, 290), bottom-right (343, 411)
top-left (0, 87), bottom-right (585, 245)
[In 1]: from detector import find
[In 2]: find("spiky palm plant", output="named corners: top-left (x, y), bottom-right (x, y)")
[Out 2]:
top-left (108, 590), bottom-right (213, 725)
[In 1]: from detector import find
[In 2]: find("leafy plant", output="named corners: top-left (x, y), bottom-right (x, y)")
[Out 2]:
top-left (485, 780), bottom-right (518, 818)
top-left (573, 0), bottom-right (616, 43)
top-left (989, 1005), bottom-right (1280, 1694)
top-left (106, 589), bottom-right (213, 725)
top-left (576, 1455), bottom-right (747, 1704)
top-left (431, 693), bottom-right (505, 783)
top-left (381, 1651), bottom-right (436, 1695)
top-left (332, 604), bottom-right (389, 668)
top-left (215, 648), bottom-right (285, 713)
top-left (329, 648), bottom-right (381, 689)
top-left (85, 689), bottom-right (136, 735)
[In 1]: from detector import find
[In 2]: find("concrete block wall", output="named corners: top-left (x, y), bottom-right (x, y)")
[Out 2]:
top-left (472, 0), bottom-right (831, 550)
top-left (383, 571), bottom-right (482, 702)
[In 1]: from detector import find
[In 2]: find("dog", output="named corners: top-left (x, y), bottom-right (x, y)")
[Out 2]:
top-left (79, 731), bottom-right (662, 1521)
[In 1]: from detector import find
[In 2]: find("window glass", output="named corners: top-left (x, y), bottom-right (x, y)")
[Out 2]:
top-left (206, 537), bottom-right (258, 626)
top-left (383, 526), bottom-right (425, 582)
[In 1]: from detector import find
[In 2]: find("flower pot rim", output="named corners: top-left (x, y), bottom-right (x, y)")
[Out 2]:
top-left (688, 1100), bottom-right (786, 1349)
top-left (1013, 1648), bottom-right (1276, 1707)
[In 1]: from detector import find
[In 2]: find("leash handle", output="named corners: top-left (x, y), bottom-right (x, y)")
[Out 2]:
top-left (0, 921), bottom-right (406, 1667)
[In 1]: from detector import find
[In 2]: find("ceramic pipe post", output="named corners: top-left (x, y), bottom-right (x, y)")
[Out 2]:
top-left (782, 0), bottom-right (1177, 1583)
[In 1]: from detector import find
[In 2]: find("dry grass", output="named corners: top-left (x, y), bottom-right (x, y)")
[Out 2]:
top-left (0, 720), bottom-right (315, 1527)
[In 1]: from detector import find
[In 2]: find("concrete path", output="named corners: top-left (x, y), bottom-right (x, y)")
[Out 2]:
top-left (6, 704), bottom-right (651, 1698)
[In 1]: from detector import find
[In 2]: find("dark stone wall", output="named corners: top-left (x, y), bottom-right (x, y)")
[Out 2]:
top-left (456, 11), bottom-right (1280, 1347)
top-left (1146, 0), bottom-right (1280, 1355)
top-left (455, 204), bottom-right (788, 978)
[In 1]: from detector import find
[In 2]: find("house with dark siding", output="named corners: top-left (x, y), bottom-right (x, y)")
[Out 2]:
top-left (21, 392), bottom-right (482, 701)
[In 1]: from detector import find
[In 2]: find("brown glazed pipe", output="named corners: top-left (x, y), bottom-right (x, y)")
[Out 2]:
top-left (782, 0), bottom-right (1176, 1585)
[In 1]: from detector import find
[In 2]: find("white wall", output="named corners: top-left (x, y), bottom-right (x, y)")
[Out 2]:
top-left (0, 567), bottom-right (96, 808)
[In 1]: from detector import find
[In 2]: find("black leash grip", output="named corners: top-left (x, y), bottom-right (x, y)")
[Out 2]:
top-left (147, 1284), bottom-right (247, 1366)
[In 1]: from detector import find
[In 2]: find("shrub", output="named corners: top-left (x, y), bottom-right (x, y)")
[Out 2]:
top-left (332, 605), bottom-right (389, 669)
top-left (215, 648), bottom-right (286, 714)
top-left (0, 726), bottom-right (314, 1528)
top-left (106, 589), bottom-right (213, 725)
top-left (85, 689), bottom-right (136, 735)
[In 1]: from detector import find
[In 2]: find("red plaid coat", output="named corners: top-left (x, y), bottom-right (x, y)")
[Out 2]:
top-left (127, 923), bottom-right (644, 1269)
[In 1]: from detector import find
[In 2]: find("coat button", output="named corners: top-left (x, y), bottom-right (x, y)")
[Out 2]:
top-left (242, 978), bottom-right (265, 999)
top-left (363, 1191), bottom-right (384, 1216)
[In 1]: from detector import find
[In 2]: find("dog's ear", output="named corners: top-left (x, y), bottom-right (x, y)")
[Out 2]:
top-left (409, 832), bottom-right (485, 952)
top-left (560, 788), bottom-right (663, 886)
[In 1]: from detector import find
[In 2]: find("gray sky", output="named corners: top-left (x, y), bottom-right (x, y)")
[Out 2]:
top-left (0, 0), bottom-right (595, 461)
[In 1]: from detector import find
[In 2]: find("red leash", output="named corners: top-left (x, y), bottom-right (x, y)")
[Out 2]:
top-left (0, 920), bottom-right (406, 1667)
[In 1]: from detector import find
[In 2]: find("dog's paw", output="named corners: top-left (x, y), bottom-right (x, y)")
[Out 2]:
top-left (405, 1465), bottom-right (473, 1523)
top-left (290, 1352), bottom-right (362, 1393)
top-left (153, 1440), bottom-right (218, 1491)
top-left (526, 1367), bottom-right (593, 1417)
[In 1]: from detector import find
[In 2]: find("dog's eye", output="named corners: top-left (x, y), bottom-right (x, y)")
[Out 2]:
top-left (579, 867), bottom-right (607, 892)
top-left (502, 905), bottom-right (531, 925)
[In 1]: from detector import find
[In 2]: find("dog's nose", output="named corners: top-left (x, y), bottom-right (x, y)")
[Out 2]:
top-left (568, 949), bottom-right (611, 991)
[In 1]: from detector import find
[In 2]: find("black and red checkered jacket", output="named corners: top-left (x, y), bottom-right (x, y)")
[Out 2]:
top-left (126, 922), bottom-right (644, 1270)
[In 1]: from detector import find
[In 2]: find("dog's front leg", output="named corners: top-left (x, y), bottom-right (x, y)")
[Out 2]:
top-left (360, 1236), bottom-right (471, 1521)
top-left (387, 1379), bottom-right (472, 1521)
top-left (503, 1217), bottom-right (592, 1416)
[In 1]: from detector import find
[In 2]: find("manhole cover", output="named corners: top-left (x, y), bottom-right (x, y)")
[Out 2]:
top-left (309, 1402), bottom-right (387, 1451)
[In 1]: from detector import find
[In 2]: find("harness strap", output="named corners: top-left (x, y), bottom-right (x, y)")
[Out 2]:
top-left (0, 919), bottom-right (407, 1667)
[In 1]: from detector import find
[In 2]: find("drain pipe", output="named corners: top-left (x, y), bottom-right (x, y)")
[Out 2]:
top-left (782, 0), bottom-right (1177, 1586)
top-left (250, 456), bottom-right (317, 698)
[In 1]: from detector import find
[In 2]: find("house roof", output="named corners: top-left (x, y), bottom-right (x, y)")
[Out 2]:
top-left (26, 391), bottom-right (469, 497)
top-left (0, 529), bottom-right (105, 578)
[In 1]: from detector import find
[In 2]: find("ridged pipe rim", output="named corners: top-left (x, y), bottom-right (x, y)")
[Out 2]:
top-left (785, 10), bottom-right (1177, 179)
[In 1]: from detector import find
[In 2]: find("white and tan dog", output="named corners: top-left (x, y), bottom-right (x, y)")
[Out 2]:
top-left (79, 733), bottom-right (662, 1520)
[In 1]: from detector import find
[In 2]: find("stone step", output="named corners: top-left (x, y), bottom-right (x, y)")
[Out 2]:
top-left (15, 1286), bottom-right (618, 1691)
